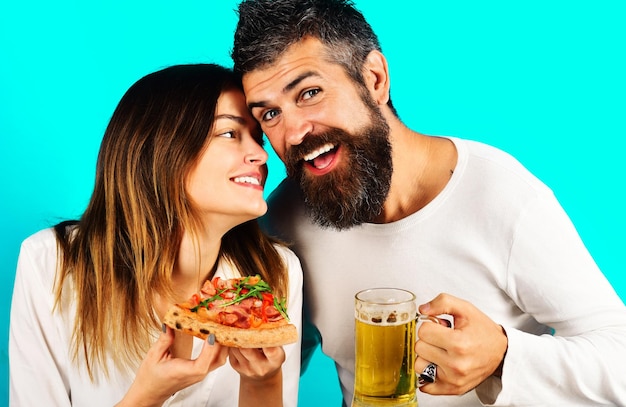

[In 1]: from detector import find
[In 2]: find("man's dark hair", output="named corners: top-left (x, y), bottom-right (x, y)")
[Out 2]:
top-left (232, 0), bottom-right (382, 90)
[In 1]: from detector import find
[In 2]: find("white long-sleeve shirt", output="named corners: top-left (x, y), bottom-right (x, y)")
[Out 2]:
top-left (9, 228), bottom-right (303, 407)
top-left (263, 137), bottom-right (626, 406)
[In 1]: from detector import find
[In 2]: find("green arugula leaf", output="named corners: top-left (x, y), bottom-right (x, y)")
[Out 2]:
top-left (274, 296), bottom-right (290, 321)
top-left (189, 275), bottom-right (290, 321)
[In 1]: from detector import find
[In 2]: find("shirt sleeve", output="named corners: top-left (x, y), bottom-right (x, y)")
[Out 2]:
top-left (279, 246), bottom-right (304, 407)
top-left (9, 231), bottom-right (72, 406)
top-left (476, 193), bottom-right (626, 405)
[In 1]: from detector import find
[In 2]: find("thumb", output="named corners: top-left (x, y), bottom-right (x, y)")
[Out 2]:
top-left (147, 324), bottom-right (175, 359)
top-left (419, 293), bottom-right (459, 328)
top-left (156, 324), bottom-right (174, 350)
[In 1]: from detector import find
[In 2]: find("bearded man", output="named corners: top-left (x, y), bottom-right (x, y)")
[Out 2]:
top-left (232, 1), bottom-right (626, 406)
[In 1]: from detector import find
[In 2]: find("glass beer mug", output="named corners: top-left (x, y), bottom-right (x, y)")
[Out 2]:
top-left (352, 288), bottom-right (418, 407)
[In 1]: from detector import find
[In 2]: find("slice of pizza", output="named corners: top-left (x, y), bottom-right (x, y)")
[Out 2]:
top-left (163, 274), bottom-right (298, 348)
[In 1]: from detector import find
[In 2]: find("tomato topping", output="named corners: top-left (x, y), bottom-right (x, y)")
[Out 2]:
top-left (262, 292), bottom-right (273, 303)
top-left (190, 293), bottom-right (201, 307)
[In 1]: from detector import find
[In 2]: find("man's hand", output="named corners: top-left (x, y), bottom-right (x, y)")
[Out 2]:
top-left (415, 293), bottom-right (508, 395)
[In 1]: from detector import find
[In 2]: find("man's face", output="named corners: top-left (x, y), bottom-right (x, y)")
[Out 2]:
top-left (243, 37), bottom-right (392, 229)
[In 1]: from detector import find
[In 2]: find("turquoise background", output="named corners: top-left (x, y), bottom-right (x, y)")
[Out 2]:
top-left (1, 1), bottom-right (624, 405)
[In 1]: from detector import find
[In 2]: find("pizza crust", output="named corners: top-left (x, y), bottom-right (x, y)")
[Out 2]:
top-left (163, 305), bottom-right (298, 348)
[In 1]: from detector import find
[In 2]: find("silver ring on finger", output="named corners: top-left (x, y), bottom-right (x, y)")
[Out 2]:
top-left (418, 362), bottom-right (437, 386)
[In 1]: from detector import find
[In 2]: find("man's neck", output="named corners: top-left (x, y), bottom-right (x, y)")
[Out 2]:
top-left (374, 124), bottom-right (457, 224)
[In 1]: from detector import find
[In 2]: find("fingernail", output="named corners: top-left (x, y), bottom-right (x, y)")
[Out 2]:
top-left (161, 323), bottom-right (167, 333)
top-left (207, 333), bottom-right (215, 345)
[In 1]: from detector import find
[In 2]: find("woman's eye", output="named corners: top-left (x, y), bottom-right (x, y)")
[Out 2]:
top-left (217, 130), bottom-right (235, 139)
top-left (302, 88), bottom-right (320, 101)
top-left (262, 109), bottom-right (279, 122)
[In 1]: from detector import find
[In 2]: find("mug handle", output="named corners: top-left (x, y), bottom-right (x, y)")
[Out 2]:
top-left (416, 313), bottom-right (453, 328)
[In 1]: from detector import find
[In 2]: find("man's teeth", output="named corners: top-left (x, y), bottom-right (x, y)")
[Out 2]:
top-left (303, 143), bottom-right (335, 162)
top-left (233, 176), bottom-right (260, 185)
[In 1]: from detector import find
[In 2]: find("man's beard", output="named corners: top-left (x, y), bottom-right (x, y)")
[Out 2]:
top-left (285, 102), bottom-right (392, 230)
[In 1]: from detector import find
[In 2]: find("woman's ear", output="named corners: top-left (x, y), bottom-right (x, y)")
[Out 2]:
top-left (362, 50), bottom-right (391, 106)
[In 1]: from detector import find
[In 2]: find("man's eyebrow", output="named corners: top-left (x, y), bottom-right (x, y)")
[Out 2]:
top-left (248, 70), bottom-right (320, 110)
top-left (284, 70), bottom-right (318, 92)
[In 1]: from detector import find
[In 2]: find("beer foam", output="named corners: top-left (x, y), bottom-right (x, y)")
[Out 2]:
top-left (355, 306), bottom-right (415, 326)
top-left (355, 288), bottom-right (416, 326)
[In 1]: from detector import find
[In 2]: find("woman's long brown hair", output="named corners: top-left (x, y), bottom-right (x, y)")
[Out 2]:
top-left (53, 64), bottom-right (287, 379)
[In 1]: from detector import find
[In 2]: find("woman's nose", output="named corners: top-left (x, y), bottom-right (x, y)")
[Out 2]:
top-left (245, 141), bottom-right (268, 165)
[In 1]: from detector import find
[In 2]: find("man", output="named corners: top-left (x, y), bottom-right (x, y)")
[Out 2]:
top-left (232, 0), bottom-right (626, 405)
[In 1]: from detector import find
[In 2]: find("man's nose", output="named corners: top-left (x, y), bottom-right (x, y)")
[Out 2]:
top-left (283, 111), bottom-right (313, 147)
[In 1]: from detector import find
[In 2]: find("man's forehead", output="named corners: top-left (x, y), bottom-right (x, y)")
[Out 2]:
top-left (243, 38), bottom-right (329, 84)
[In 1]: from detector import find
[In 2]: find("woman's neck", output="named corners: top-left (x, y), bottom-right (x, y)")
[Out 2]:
top-left (173, 229), bottom-right (222, 298)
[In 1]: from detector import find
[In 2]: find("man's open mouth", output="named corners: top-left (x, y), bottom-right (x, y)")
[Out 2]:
top-left (303, 142), bottom-right (337, 170)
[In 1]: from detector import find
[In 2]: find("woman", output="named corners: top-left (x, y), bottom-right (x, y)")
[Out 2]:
top-left (9, 64), bottom-right (302, 406)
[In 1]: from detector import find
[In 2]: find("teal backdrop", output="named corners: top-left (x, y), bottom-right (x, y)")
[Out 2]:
top-left (1, 1), bottom-right (624, 405)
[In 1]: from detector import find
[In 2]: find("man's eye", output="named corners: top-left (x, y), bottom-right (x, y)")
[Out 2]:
top-left (262, 109), bottom-right (279, 122)
top-left (302, 88), bottom-right (320, 101)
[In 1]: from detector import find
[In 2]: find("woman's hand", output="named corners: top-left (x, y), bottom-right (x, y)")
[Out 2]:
top-left (229, 346), bottom-right (285, 379)
top-left (116, 326), bottom-right (229, 407)
top-left (230, 347), bottom-right (286, 407)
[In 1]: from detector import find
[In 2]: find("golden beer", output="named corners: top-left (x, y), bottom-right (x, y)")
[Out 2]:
top-left (353, 289), bottom-right (417, 407)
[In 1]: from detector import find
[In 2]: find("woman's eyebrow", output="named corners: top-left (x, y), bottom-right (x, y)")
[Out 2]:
top-left (215, 114), bottom-right (246, 124)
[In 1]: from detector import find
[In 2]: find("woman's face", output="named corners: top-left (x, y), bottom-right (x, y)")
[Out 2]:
top-left (186, 88), bottom-right (269, 230)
